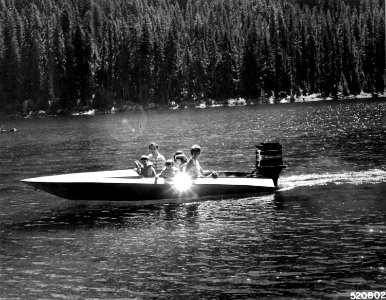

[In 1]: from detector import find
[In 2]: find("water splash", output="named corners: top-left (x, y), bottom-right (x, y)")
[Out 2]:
top-left (279, 169), bottom-right (386, 191)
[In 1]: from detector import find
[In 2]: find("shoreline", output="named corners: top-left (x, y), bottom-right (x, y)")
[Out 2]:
top-left (4, 92), bottom-right (385, 119)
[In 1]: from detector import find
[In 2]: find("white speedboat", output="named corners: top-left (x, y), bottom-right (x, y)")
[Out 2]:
top-left (22, 143), bottom-right (286, 202)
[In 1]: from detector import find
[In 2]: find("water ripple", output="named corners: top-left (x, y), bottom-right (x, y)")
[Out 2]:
top-left (1, 100), bottom-right (386, 298)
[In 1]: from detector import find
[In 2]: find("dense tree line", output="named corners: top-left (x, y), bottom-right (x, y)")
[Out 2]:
top-left (0, 0), bottom-right (384, 113)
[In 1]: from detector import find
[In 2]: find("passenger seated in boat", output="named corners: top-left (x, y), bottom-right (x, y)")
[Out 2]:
top-left (185, 145), bottom-right (204, 179)
top-left (173, 150), bottom-right (184, 161)
top-left (134, 155), bottom-right (156, 177)
top-left (156, 159), bottom-right (177, 181)
top-left (148, 142), bottom-right (166, 173)
top-left (174, 154), bottom-right (188, 172)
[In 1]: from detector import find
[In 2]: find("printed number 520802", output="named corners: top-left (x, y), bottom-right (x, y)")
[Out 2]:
top-left (350, 292), bottom-right (386, 299)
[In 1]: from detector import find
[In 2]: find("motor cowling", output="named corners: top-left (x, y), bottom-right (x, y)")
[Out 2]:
top-left (256, 143), bottom-right (286, 187)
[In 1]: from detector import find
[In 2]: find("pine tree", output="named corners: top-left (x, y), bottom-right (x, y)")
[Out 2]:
top-left (363, 11), bottom-right (376, 93)
top-left (0, 21), bottom-right (4, 109)
top-left (341, 17), bottom-right (354, 95)
top-left (52, 22), bottom-right (66, 110)
top-left (30, 33), bottom-right (43, 108)
top-left (2, 9), bottom-right (21, 112)
top-left (72, 23), bottom-right (92, 107)
top-left (374, 8), bottom-right (385, 93)
top-left (262, 30), bottom-right (275, 98)
top-left (241, 30), bottom-right (259, 98)
top-left (216, 32), bottom-right (236, 100)
top-left (295, 20), bottom-right (307, 94)
top-left (307, 30), bottom-right (318, 94)
top-left (160, 24), bottom-right (179, 104)
top-left (206, 34), bottom-right (219, 100)
top-left (135, 21), bottom-right (153, 104)
top-left (191, 39), bottom-right (208, 101)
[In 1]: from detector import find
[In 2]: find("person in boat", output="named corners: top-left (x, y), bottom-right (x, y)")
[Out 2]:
top-left (134, 155), bottom-right (156, 177)
top-left (174, 154), bottom-right (188, 172)
top-left (185, 144), bottom-right (205, 179)
top-left (156, 159), bottom-right (177, 181)
top-left (173, 150), bottom-right (184, 161)
top-left (148, 142), bottom-right (166, 173)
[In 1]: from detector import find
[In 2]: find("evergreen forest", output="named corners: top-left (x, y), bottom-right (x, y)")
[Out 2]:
top-left (0, 0), bottom-right (384, 114)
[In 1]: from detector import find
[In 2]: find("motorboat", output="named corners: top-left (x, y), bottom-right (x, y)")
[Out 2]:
top-left (21, 143), bottom-right (286, 202)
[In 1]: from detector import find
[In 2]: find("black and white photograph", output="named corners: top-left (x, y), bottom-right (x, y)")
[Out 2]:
top-left (0, 0), bottom-right (385, 298)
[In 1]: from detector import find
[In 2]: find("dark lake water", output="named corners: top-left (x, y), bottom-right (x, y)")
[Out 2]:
top-left (1, 99), bottom-right (385, 299)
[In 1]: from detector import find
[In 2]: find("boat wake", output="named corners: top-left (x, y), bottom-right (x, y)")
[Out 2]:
top-left (278, 169), bottom-right (386, 191)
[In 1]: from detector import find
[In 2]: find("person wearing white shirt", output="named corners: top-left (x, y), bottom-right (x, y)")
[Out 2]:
top-left (148, 142), bottom-right (166, 173)
top-left (185, 144), bottom-right (204, 179)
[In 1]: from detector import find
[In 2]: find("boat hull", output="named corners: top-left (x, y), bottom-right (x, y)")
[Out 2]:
top-left (21, 169), bottom-right (276, 202)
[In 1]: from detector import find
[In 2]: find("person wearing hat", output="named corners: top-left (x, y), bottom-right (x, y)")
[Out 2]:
top-left (185, 144), bottom-right (204, 179)
top-left (134, 155), bottom-right (156, 177)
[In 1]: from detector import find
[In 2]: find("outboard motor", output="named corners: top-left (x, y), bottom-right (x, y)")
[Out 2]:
top-left (255, 143), bottom-right (286, 187)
